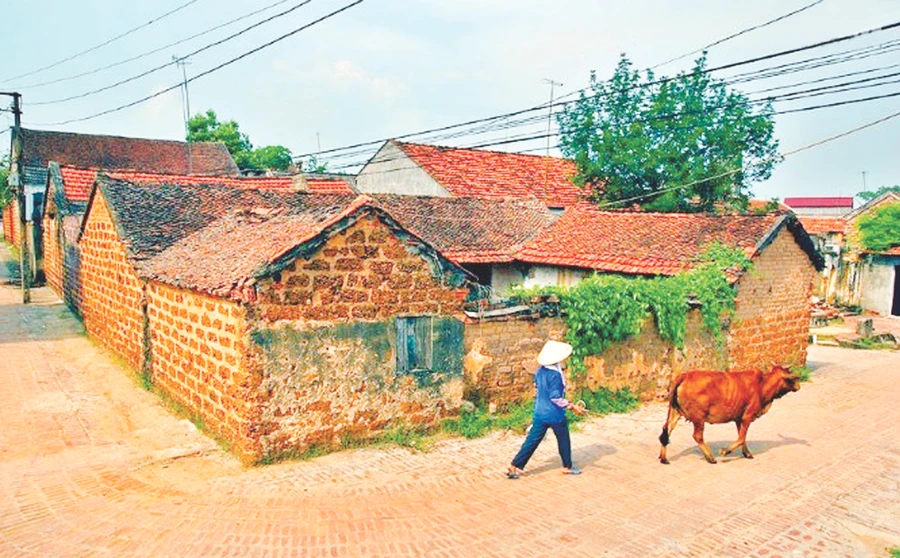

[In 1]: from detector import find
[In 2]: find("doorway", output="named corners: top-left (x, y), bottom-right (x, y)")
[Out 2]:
top-left (892, 265), bottom-right (900, 316)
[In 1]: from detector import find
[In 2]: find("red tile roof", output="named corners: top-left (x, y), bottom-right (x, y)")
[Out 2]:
top-left (21, 128), bottom-right (238, 175)
top-left (394, 141), bottom-right (583, 207)
top-left (798, 216), bottom-right (846, 236)
top-left (306, 177), bottom-right (355, 194)
top-left (784, 197), bottom-right (854, 208)
top-left (371, 196), bottom-right (555, 264)
top-left (515, 204), bottom-right (785, 275)
top-left (58, 165), bottom-right (295, 202)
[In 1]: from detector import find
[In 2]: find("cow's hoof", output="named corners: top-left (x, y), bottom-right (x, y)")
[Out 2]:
top-left (705, 458), bottom-right (717, 465)
top-left (743, 454), bottom-right (754, 459)
top-left (659, 457), bottom-right (670, 465)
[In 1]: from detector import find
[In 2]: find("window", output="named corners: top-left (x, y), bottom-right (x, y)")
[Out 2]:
top-left (395, 316), bottom-right (433, 372)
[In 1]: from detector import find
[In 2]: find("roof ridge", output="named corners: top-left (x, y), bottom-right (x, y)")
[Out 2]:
top-left (21, 127), bottom-right (221, 147)
top-left (393, 139), bottom-right (572, 162)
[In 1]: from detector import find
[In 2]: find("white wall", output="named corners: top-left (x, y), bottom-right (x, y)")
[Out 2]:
top-left (355, 142), bottom-right (450, 197)
top-left (491, 264), bottom-right (590, 296)
top-left (859, 257), bottom-right (899, 316)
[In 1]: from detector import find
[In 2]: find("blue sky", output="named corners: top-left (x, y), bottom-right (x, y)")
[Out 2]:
top-left (3, 0), bottom-right (899, 201)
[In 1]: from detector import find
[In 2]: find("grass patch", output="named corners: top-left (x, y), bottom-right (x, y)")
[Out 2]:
top-left (889, 547), bottom-right (900, 558)
top-left (838, 335), bottom-right (898, 351)
top-left (791, 365), bottom-right (813, 382)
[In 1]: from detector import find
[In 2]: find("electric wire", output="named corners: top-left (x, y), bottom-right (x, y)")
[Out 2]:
top-left (32, 0), bottom-right (366, 126)
top-left (293, 20), bottom-right (900, 161)
top-left (0, 0), bottom-right (204, 84)
top-left (649, 0), bottom-right (826, 69)
top-left (16, 0), bottom-right (295, 90)
top-left (31, 0), bottom-right (317, 106)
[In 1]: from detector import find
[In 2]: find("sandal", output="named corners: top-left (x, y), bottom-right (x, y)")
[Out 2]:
top-left (506, 467), bottom-right (521, 479)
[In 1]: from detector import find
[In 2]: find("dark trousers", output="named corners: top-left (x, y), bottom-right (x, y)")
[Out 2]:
top-left (511, 419), bottom-right (572, 469)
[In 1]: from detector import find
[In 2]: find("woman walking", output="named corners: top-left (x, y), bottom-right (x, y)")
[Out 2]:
top-left (506, 340), bottom-right (584, 479)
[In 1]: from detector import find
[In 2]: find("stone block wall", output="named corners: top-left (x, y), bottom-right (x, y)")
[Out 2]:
top-left (728, 229), bottom-right (816, 370)
top-left (42, 214), bottom-right (63, 297)
top-left (79, 192), bottom-right (146, 371)
top-left (253, 214), bottom-right (468, 323)
top-left (462, 310), bottom-right (727, 408)
top-left (146, 282), bottom-right (261, 463)
top-left (3, 203), bottom-right (21, 248)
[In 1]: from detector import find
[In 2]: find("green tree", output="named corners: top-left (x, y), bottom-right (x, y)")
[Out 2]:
top-left (857, 202), bottom-right (900, 252)
top-left (302, 155), bottom-right (329, 173)
top-left (186, 109), bottom-right (293, 171)
top-left (857, 185), bottom-right (900, 202)
top-left (0, 152), bottom-right (11, 208)
top-left (558, 55), bottom-right (778, 213)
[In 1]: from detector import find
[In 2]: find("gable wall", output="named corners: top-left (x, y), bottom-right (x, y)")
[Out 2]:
top-left (728, 228), bottom-right (816, 370)
top-left (355, 142), bottom-right (450, 197)
top-left (79, 191), bottom-right (146, 371)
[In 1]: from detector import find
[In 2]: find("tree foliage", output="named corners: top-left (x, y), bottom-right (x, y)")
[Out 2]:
top-left (558, 55), bottom-right (779, 213)
top-left (187, 109), bottom-right (294, 171)
top-left (857, 202), bottom-right (900, 252)
top-left (857, 185), bottom-right (900, 202)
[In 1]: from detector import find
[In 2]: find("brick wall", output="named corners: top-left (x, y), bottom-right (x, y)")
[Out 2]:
top-left (146, 282), bottom-right (261, 463)
top-left (2, 203), bottom-right (21, 248)
top-left (462, 310), bottom-right (727, 407)
top-left (42, 213), bottom-right (63, 297)
top-left (728, 228), bottom-right (816, 370)
top-left (254, 214), bottom-right (467, 322)
top-left (79, 191), bottom-right (146, 371)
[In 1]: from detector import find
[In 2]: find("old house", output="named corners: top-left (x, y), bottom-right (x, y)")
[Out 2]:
top-left (784, 196), bottom-right (854, 216)
top-left (837, 191), bottom-right (900, 315)
top-left (355, 140), bottom-right (584, 210)
top-left (78, 177), bottom-right (480, 463)
top-left (798, 216), bottom-right (846, 304)
top-left (463, 204), bottom-right (824, 407)
top-left (3, 128), bottom-right (237, 281)
top-left (42, 164), bottom-right (314, 314)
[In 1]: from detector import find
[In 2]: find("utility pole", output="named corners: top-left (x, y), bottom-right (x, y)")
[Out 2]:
top-left (542, 79), bottom-right (563, 156)
top-left (1, 91), bottom-right (28, 303)
top-left (174, 56), bottom-right (193, 173)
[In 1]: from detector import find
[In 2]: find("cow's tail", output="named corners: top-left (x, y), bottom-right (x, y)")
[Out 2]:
top-left (659, 374), bottom-right (685, 446)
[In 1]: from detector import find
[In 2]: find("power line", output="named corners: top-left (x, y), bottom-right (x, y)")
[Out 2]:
top-left (293, 20), bottom-right (900, 161)
top-left (34, 0), bottom-right (366, 126)
top-left (16, 0), bottom-right (294, 90)
top-left (31, 0), bottom-right (317, 106)
top-left (650, 0), bottom-right (826, 70)
top-left (1, 0), bottom-right (203, 84)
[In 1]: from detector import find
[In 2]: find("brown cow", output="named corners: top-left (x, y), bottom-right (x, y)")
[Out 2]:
top-left (658, 365), bottom-right (801, 464)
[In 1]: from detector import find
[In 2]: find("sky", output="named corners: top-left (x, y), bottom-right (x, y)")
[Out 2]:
top-left (2, 0), bottom-right (900, 202)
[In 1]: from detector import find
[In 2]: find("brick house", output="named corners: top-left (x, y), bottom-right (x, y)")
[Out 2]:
top-left (78, 177), bottom-right (477, 463)
top-left (462, 204), bottom-right (824, 406)
top-left (836, 191), bottom-right (900, 315)
top-left (355, 140), bottom-right (584, 210)
top-left (3, 128), bottom-right (237, 281)
top-left (42, 164), bottom-right (354, 313)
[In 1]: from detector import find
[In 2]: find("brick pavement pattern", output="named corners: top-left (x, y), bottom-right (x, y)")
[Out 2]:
top-left (0, 277), bottom-right (899, 556)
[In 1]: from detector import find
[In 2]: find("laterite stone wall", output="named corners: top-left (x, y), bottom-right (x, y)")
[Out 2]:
top-left (728, 229), bottom-right (816, 370)
top-left (3, 203), bottom-right (21, 248)
top-left (79, 191), bottom-right (146, 371)
top-left (42, 214), bottom-right (63, 297)
top-left (146, 282), bottom-right (261, 463)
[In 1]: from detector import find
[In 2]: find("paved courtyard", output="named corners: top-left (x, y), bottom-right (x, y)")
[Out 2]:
top-left (0, 276), bottom-right (898, 556)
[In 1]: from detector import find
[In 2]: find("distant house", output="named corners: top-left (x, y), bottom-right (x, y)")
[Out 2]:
top-left (784, 196), bottom-right (854, 216)
top-left (837, 191), bottom-right (900, 315)
top-left (355, 140), bottom-right (584, 210)
top-left (797, 216), bottom-right (846, 304)
top-left (2, 128), bottom-right (238, 281)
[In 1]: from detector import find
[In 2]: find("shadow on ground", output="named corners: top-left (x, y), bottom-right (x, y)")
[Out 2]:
top-left (667, 433), bottom-right (810, 464)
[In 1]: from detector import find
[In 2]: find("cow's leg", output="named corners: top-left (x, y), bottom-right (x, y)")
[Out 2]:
top-left (720, 420), bottom-right (744, 456)
top-left (658, 406), bottom-right (681, 464)
top-left (738, 421), bottom-right (754, 459)
top-left (692, 422), bottom-right (716, 464)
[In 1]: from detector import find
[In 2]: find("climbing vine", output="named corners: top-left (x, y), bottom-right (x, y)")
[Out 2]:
top-left (510, 242), bottom-right (752, 374)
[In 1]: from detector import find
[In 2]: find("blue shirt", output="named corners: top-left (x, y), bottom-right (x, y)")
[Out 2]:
top-left (532, 365), bottom-right (570, 423)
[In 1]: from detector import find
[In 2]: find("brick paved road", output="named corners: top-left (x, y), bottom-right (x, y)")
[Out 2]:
top-left (0, 282), bottom-right (898, 557)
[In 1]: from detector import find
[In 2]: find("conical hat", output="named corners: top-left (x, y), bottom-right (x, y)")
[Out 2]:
top-left (537, 340), bottom-right (573, 366)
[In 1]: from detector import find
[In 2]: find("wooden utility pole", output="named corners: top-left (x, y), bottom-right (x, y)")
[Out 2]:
top-left (1, 92), bottom-right (28, 302)
top-left (542, 79), bottom-right (563, 156)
